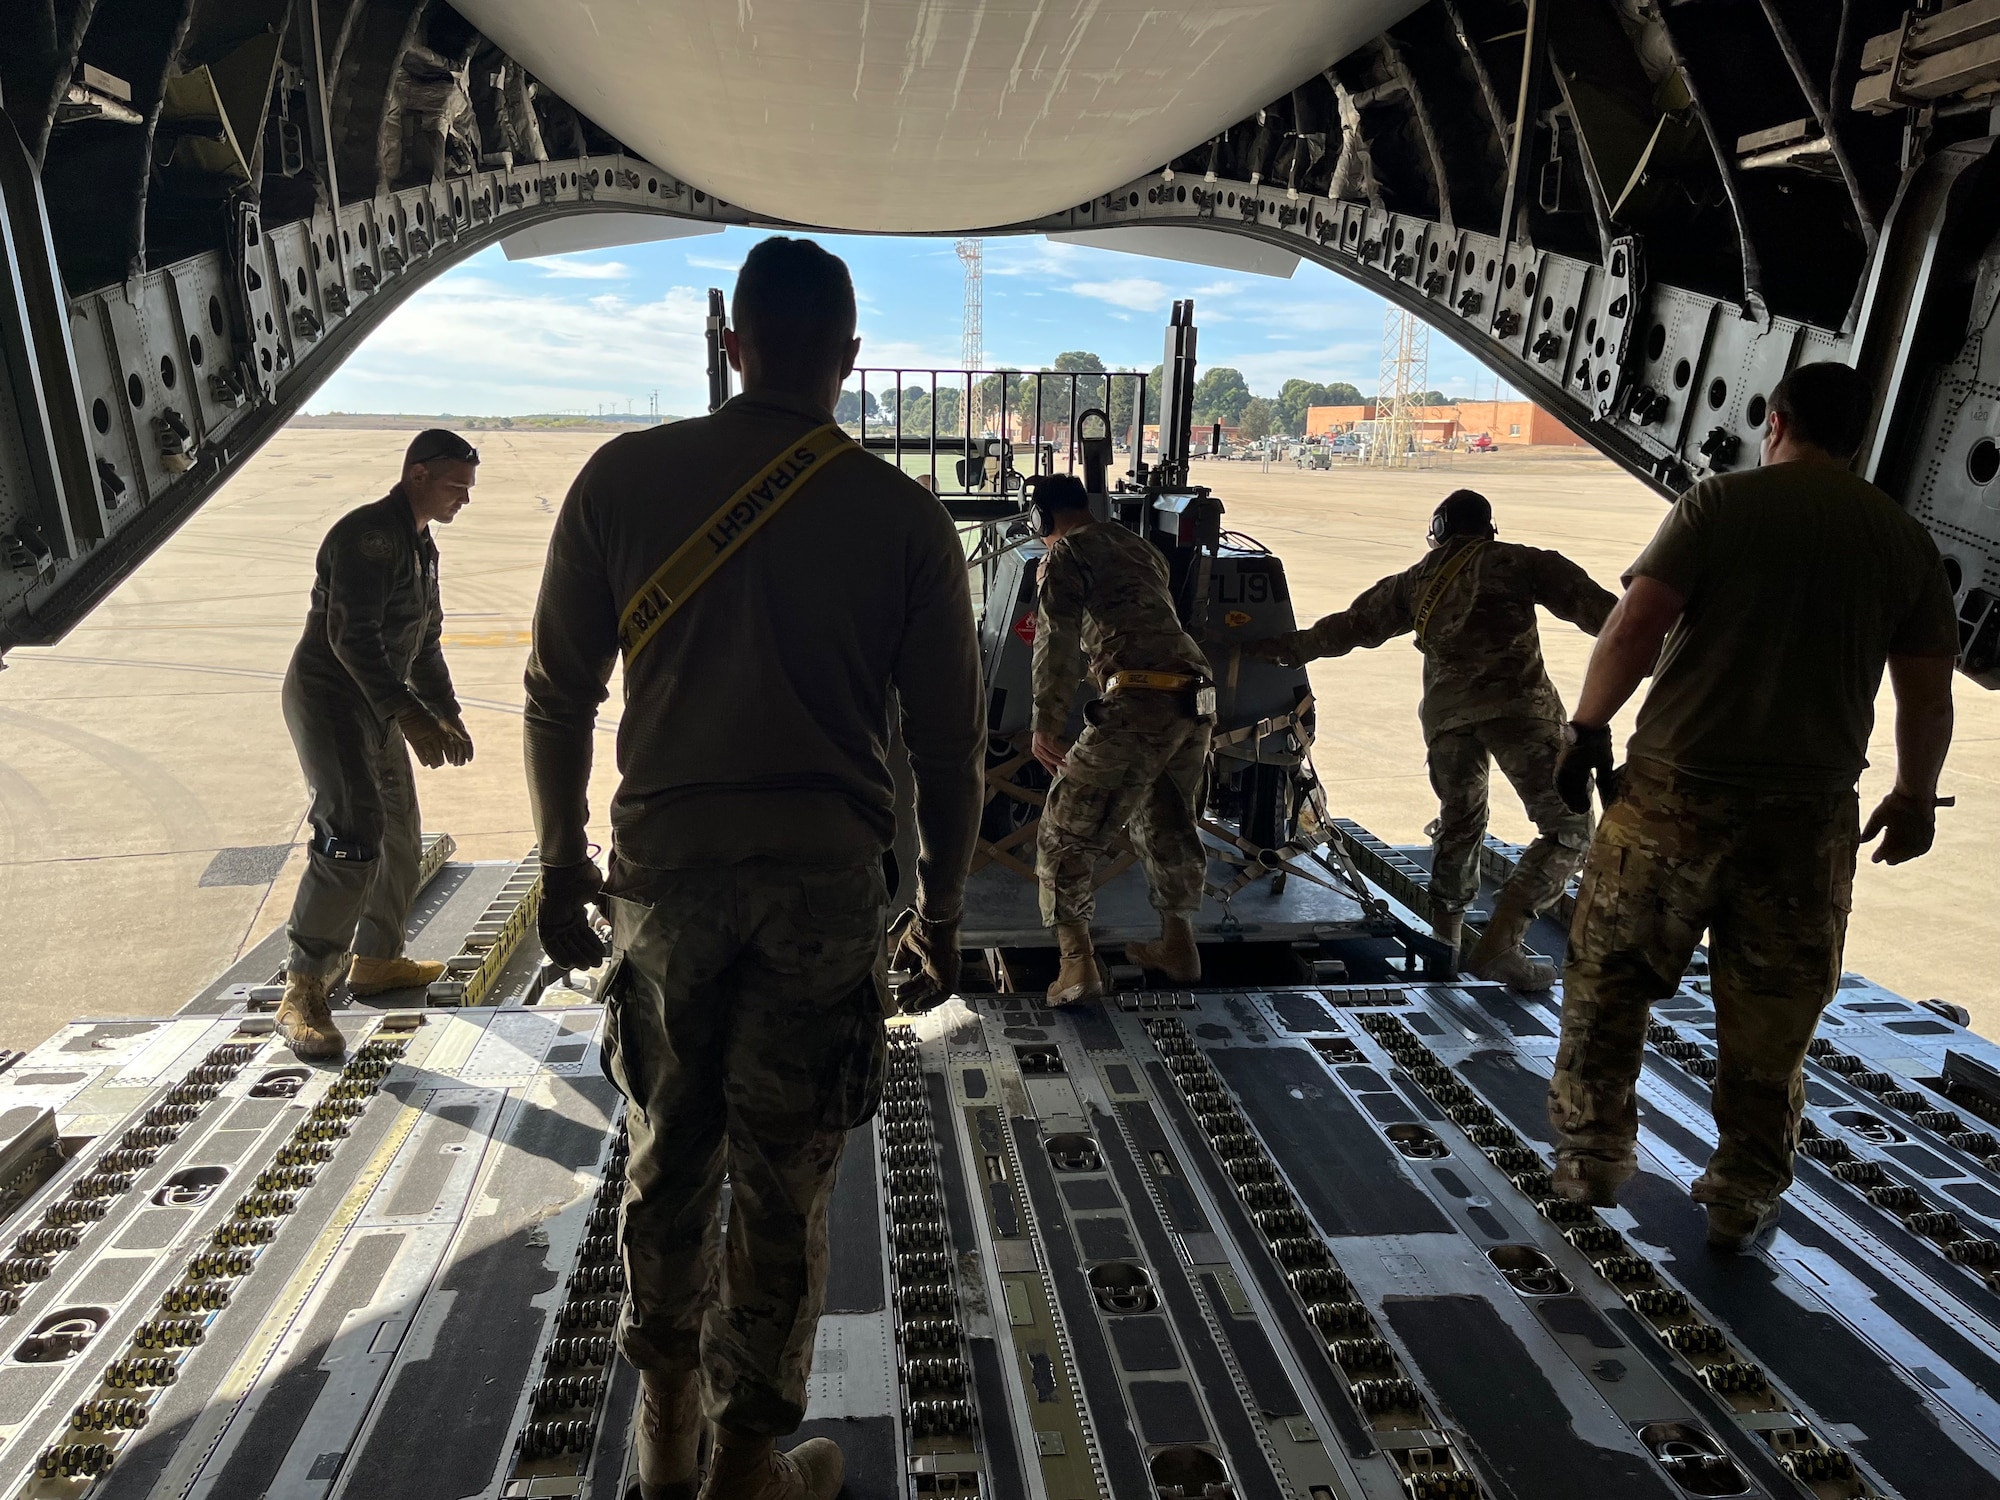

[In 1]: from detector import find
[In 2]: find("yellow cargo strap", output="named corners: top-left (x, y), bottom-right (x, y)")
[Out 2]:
top-left (617, 423), bottom-right (856, 665)
top-left (1412, 540), bottom-right (1486, 641)
top-left (1105, 670), bottom-right (1201, 693)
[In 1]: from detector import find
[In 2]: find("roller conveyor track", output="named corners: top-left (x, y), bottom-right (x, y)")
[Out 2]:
top-left (0, 848), bottom-right (1991, 1498)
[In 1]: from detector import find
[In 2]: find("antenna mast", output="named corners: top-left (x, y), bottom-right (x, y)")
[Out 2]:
top-left (956, 238), bottom-right (984, 435)
top-left (1371, 305), bottom-right (1428, 468)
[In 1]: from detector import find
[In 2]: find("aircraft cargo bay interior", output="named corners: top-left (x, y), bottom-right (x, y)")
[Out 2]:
top-left (4, 3), bottom-right (2000, 1500)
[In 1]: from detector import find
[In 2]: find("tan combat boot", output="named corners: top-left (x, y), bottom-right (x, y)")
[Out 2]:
top-left (1550, 1154), bottom-right (1633, 1208)
top-left (1126, 913), bottom-right (1201, 984)
top-left (635, 1371), bottom-right (703, 1500)
top-left (276, 973), bottom-right (345, 1061)
top-left (1705, 1199), bottom-right (1782, 1253)
top-left (1047, 922), bottom-right (1104, 1006)
top-left (1464, 897), bottom-right (1556, 991)
top-left (698, 1427), bottom-right (842, 1500)
top-left (347, 954), bottom-right (447, 995)
top-left (1431, 909), bottom-right (1464, 972)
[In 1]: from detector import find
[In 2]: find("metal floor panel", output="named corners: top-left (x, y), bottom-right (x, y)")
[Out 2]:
top-left (962, 852), bottom-right (1378, 948)
top-left (0, 838), bottom-right (1996, 1499)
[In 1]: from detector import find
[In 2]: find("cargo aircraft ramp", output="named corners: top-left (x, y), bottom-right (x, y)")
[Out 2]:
top-left (8, 4), bottom-right (2000, 1497)
top-left (0, 837), bottom-right (1988, 1499)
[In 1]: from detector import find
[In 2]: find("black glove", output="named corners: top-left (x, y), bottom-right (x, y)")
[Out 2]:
top-left (538, 858), bottom-right (607, 971)
top-left (1556, 722), bottom-right (1616, 815)
top-left (1242, 635), bottom-right (1308, 669)
top-left (887, 905), bottom-right (961, 1015)
top-left (394, 704), bottom-right (454, 769)
top-left (1863, 788), bottom-right (1947, 865)
top-left (439, 712), bottom-right (475, 767)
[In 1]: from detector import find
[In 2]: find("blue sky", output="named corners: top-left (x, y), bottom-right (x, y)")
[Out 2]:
top-left (306, 227), bottom-right (1521, 418)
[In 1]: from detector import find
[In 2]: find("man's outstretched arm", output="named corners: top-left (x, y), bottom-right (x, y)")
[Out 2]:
top-left (1245, 571), bottom-right (1410, 668)
top-left (1535, 549), bottom-right (1621, 637)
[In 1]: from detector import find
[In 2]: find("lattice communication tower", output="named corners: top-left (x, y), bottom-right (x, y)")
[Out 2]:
top-left (957, 237), bottom-right (984, 435)
top-left (1371, 304), bottom-right (1429, 467)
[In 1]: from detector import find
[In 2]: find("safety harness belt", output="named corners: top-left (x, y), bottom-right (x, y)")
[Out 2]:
top-left (617, 423), bottom-right (856, 665)
top-left (1412, 540), bottom-right (1486, 641)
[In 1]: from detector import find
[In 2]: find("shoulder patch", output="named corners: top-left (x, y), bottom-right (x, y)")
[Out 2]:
top-left (357, 530), bottom-right (394, 562)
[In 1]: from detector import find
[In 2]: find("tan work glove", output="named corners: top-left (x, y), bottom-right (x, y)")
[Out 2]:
top-left (887, 905), bottom-right (961, 1015)
top-left (394, 704), bottom-right (454, 769)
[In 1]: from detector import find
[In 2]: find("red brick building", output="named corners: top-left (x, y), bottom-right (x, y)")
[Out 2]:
top-left (1305, 400), bottom-right (1585, 446)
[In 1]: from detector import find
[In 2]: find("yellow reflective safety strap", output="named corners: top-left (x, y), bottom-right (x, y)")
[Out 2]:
top-left (1412, 540), bottom-right (1486, 641)
top-left (617, 423), bottom-right (856, 665)
top-left (1105, 670), bottom-right (1200, 693)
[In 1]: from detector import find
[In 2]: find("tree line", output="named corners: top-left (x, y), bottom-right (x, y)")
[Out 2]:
top-left (837, 352), bottom-right (1457, 443)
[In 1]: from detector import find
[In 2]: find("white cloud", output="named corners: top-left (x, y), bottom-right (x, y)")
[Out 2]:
top-left (1219, 342), bottom-right (1384, 394)
top-left (534, 256), bottom-right (632, 281)
top-left (309, 271), bottom-right (712, 415)
top-left (297, 228), bottom-right (1510, 417)
top-left (985, 239), bottom-right (1086, 279)
top-left (1067, 276), bottom-right (1172, 313)
top-left (855, 334), bottom-right (965, 373)
top-left (981, 237), bottom-right (1363, 335)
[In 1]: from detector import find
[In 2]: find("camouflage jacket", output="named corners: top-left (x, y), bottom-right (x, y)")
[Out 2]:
top-left (289, 487), bottom-right (457, 723)
top-left (1033, 521), bottom-right (1209, 736)
top-left (1258, 537), bottom-right (1615, 738)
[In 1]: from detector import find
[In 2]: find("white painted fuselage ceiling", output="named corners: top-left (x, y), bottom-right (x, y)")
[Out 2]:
top-left (454, 1), bottom-right (1422, 233)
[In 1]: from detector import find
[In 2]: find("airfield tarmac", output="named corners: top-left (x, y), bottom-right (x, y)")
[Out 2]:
top-left (0, 430), bottom-right (1994, 1049)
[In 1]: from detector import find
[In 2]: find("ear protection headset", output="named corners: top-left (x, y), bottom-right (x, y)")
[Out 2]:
top-left (1428, 489), bottom-right (1495, 547)
top-left (1026, 473), bottom-right (1088, 538)
top-left (1030, 487), bottom-right (1056, 539)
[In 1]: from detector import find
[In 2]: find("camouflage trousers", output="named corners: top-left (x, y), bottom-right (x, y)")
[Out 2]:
top-left (1551, 759), bottom-right (1859, 1212)
top-left (1426, 716), bottom-right (1591, 916)
top-left (601, 855), bottom-right (888, 1435)
top-left (1038, 690), bottom-right (1211, 926)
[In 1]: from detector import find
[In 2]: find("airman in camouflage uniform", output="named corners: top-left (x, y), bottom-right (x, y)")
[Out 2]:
top-left (1248, 490), bottom-right (1615, 988)
top-left (601, 860), bottom-right (889, 1434)
top-left (1551, 764), bottom-right (1858, 1221)
top-left (523, 240), bottom-right (984, 1500)
top-left (1547, 363), bottom-right (1960, 1253)
top-left (1031, 475), bottom-right (1213, 1003)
